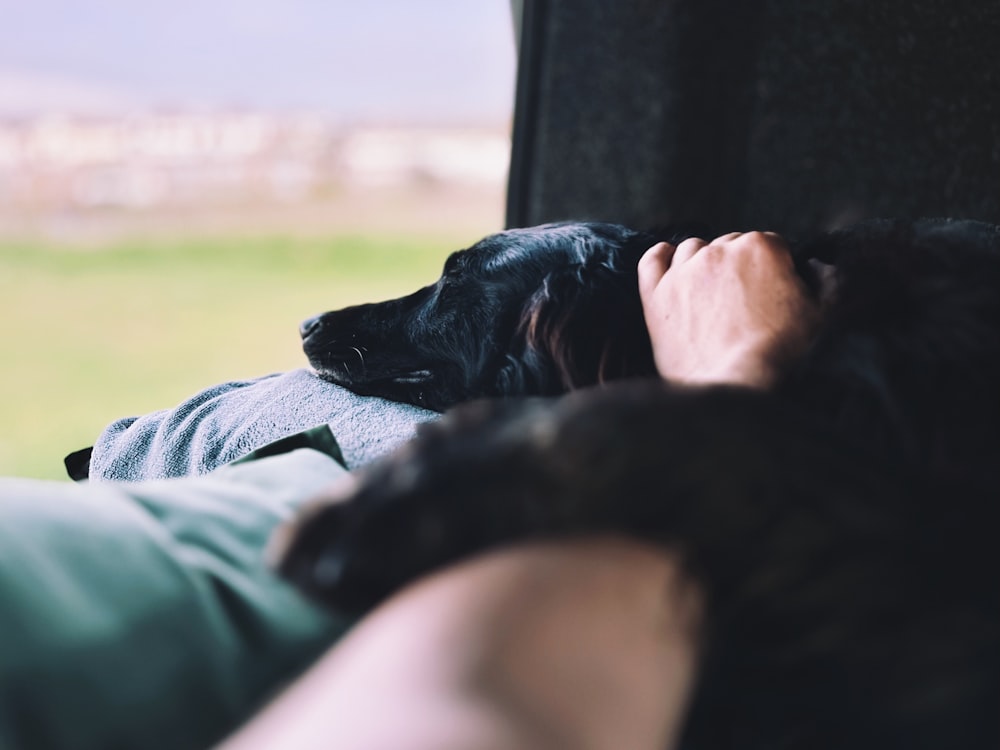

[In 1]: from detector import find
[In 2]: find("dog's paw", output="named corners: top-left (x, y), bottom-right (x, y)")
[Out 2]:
top-left (269, 386), bottom-right (683, 616)
top-left (269, 451), bottom-right (496, 616)
top-left (273, 503), bottom-right (486, 616)
top-left (268, 500), bottom-right (357, 607)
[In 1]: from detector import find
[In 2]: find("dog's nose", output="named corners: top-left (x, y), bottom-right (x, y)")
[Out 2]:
top-left (300, 314), bottom-right (322, 340)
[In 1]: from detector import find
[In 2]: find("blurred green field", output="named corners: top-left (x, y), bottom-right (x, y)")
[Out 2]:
top-left (0, 231), bottom-right (469, 479)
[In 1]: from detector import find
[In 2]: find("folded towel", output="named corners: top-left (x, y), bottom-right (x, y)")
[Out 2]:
top-left (88, 369), bottom-right (440, 482)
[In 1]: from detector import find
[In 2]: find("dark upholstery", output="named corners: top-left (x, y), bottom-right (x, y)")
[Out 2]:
top-left (506, 0), bottom-right (1000, 237)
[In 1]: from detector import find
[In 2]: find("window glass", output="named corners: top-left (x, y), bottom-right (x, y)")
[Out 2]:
top-left (0, 1), bottom-right (516, 478)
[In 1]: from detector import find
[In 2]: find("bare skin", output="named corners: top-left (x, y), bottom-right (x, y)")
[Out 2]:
top-left (638, 231), bottom-right (819, 388)
top-left (219, 538), bottom-right (702, 750)
top-left (221, 232), bottom-right (812, 748)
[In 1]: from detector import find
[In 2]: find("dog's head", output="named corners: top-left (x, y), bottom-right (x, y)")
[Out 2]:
top-left (301, 222), bottom-right (697, 411)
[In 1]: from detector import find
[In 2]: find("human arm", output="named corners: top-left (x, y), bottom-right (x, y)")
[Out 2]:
top-left (218, 536), bottom-right (702, 750)
top-left (637, 231), bottom-right (819, 388)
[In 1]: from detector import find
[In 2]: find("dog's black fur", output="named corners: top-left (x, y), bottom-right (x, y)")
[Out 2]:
top-left (274, 383), bottom-right (998, 750)
top-left (302, 216), bottom-right (1000, 485)
top-left (300, 222), bottom-right (710, 411)
top-left (281, 217), bottom-right (1000, 748)
top-left (779, 217), bottom-right (1000, 488)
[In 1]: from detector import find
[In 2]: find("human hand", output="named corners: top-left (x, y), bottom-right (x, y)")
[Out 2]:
top-left (637, 231), bottom-right (818, 388)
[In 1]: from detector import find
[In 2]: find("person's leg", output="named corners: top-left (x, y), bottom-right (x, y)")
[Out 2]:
top-left (220, 535), bottom-right (702, 750)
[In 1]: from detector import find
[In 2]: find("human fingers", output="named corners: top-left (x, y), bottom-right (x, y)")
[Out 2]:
top-left (637, 242), bottom-right (676, 299)
top-left (711, 230), bottom-right (788, 253)
top-left (748, 230), bottom-right (789, 251)
top-left (707, 232), bottom-right (744, 246)
top-left (670, 236), bottom-right (709, 266)
top-left (704, 232), bottom-right (795, 271)
top-left (759, 231), bottom-right (792, 259)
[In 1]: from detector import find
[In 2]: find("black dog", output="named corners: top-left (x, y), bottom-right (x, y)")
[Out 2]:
top-left (282, 217), bottom-right (1000, 748)
top-left (300, 222), bottom-right (709, 411)
top-left (778, 217), bottom-right (1000, 488)
top-left (302, 216), bottom-right (1000, 483)
top-left (273, 383), bottom-right (998, 750)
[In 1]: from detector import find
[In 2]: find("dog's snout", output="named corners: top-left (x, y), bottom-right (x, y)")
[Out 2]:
top-left (300, 315), bottom-right (322, 340)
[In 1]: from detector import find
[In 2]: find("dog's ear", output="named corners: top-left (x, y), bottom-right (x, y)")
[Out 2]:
top-left (496, 261), bottom-right (658, 395)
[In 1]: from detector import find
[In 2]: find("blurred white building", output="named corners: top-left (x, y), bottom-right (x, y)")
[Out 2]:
top-left (0, 112), bottom-right (510, 211)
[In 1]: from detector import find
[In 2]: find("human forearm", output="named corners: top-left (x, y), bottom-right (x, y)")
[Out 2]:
top-left (219, 537), bottom-right (701, 750)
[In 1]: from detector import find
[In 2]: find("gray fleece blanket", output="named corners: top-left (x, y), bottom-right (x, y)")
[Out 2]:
top-left (88, 369), bottom-right (440, 482)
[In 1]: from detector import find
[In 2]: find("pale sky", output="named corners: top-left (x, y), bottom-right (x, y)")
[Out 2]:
top-left (0, 0), bottom-right (517, 122)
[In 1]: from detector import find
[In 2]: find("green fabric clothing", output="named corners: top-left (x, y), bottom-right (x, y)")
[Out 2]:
top-left (0, 446), bottom-right (351, 750)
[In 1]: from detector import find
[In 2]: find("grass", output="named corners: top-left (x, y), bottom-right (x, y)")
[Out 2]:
top-left (0, 231), bottom-right (470, 479)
